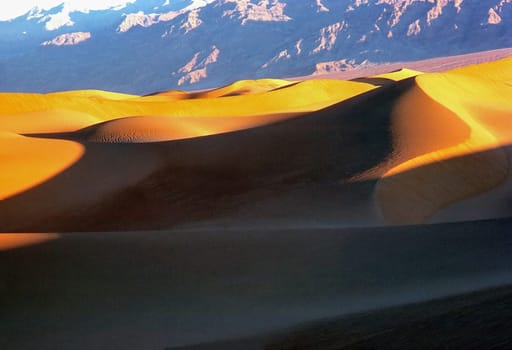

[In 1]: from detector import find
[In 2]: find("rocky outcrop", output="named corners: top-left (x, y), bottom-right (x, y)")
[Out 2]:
top-left (177, 46), bottom-right (220, 86)
top-left (41, 32), bottom-right (91, 46)
top-left (312, 58), bottom-right (370, 75)
top-left (117, 11), bottom-right (180, 32)
top-left (180, 10), bottom-right (203, 33)
top-left (312, 22), bottom-right (347, 54)
top-left (222, 0), bottom-right (291, 25)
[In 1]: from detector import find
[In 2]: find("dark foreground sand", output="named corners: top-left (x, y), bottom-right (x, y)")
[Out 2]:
top-left (170, 284), bottom-right (512, 350)
top-left (1, 217), bottom-right (512, 349)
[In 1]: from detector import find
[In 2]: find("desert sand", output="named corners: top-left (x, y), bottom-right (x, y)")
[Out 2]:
top-left (1, 50), bottom-right (512, 349)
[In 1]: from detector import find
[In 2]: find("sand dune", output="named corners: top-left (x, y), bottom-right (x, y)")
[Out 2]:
top-left (372, 58), bottom-right (512, 224)
top-left (1, 56), bottom-right (511, 230)
top-left (1, 51), bottom-right (512, 350)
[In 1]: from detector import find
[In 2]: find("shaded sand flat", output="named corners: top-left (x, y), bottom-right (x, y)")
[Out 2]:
top-left (1, 218), bottom-right (512, 349)
top-left (171, 284), bottom-right (512, 350)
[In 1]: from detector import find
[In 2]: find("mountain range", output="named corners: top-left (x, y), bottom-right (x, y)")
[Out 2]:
top-left (1, 0), bottom-right (511, 93)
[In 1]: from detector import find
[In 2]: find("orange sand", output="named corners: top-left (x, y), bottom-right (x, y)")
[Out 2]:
top-left (0, 132), bottom-right (84, 200)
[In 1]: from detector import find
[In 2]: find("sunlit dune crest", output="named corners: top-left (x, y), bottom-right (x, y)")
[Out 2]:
top-left (0, 233), bottom-right (59, 251)
top-left (0, 79), bottom-right (374, 122)
top-left (372, 58), bottom-right (512, 224)
top-left (373, 68), bottom-right (423, 81)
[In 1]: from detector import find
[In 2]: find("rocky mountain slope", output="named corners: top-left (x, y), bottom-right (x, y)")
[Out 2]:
top-left (0, 0), bottom-right (511, 93)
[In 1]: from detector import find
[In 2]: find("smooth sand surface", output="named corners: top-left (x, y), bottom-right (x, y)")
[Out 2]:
top-left (170, 284), bottom-right (512, 350)
top-left (1, 49), bottom-right (512, 349)
top-left (1, 219), bottom-right (512, 349)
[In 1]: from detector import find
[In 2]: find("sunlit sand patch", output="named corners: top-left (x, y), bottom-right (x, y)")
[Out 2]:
top-left (47, 89), bottom-right (137, 100)
top-left (0, 233), bottom-right (59, 251)
top-left (373, 68), bottom-right (423, 81)
top-left (0, 132), bottom-right (85, 200)
top-left (0, 109), bottom-right (101, 134)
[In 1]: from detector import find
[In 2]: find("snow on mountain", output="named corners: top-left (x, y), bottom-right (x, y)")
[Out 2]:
top-left (116, 0), bottom-right (215, 32)
top-left (0, 0), bottom-right (136, 22)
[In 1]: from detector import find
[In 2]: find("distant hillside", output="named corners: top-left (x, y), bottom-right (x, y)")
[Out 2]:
top-left (1, 0), bottom-right (511, 93)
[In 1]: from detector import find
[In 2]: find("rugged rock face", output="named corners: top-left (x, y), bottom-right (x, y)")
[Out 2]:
top-left (0, 0), bottom-right (511, 93)
top-left (41, 32), bottom-right (92, 46)
top-left (176, 45), bottom-right (220, 85)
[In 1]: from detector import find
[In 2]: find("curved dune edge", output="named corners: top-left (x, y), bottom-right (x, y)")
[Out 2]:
top-left (373, 59), bottom-right (512, 225)
top-left (77, 113), bottom-right (303, 143)
top-left (0, 233), bottom-right (60, 251)
top-left (0, 132), bottom-right (85, 200)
